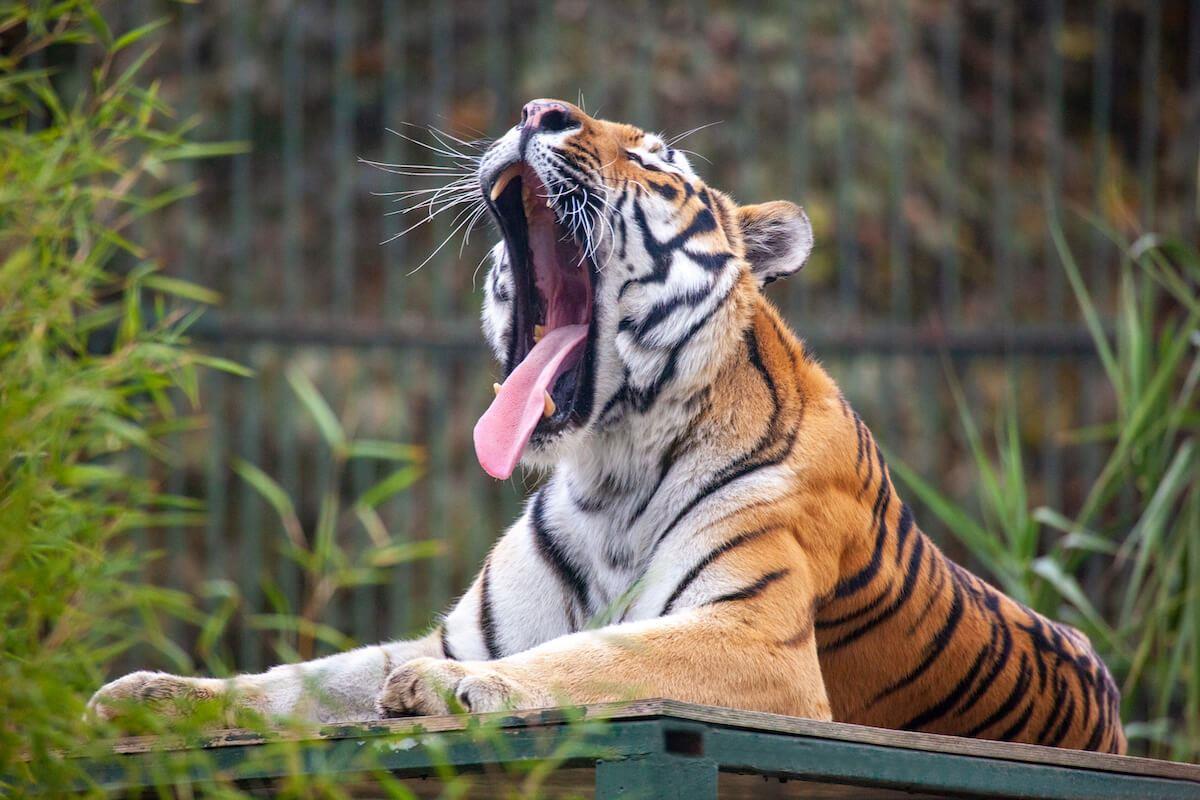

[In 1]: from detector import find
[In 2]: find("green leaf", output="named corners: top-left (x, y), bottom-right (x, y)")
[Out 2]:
top-left (84, 5), bottom-right (113, 46)
top-left (355, 464), bottom-right (423, 510)
top-left (112, 17), bottom-right (170, 52)
top-left (367, 539), bottom-right (444, 567)
top-left (141, 274), bottom-right (222, 305)
top-left (232, 458), bottom-right (297, 529)
top-left (1031, 556), bottom-right (1115, 649)
top-left (191, 354), bottom-right (253, 378)
top-left (346, 439), bottom-right (425, 462)
top-left (287, 366), bottom-right (346, 452)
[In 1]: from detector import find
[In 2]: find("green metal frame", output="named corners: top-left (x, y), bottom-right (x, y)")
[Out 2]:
top-left (76, 703), bottom-right (1200, 799)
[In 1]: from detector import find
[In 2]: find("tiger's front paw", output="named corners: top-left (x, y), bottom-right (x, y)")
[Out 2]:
top-left (87, 671), bottom-right (223, 724)
top-left (375, 658), bottom-right (547, 718)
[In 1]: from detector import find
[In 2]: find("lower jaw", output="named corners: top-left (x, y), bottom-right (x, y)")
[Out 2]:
top-left (528, 339), bottom-right (592, 441)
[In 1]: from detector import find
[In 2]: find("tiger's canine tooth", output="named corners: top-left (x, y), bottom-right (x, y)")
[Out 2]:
top-left (493, 382), bottom-right (502, 396)
top-left (489, 164), bottom-right (522, 201)
top-left (543, 392), bottom-right (556, 418)
top-left (533, 324), bottom-right (545, 342)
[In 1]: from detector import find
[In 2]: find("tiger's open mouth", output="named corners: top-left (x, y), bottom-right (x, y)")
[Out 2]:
top-left (473, 162), bottom-right (597, 479)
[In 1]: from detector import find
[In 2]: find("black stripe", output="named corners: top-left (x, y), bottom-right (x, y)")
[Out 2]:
top-left (873, 571), bottom-right (964, 703)
top-left (900, 617), bottom-right (998, 731)
top-left (1035, 674), bottom-right (1070, 744)
top-left (833, 451), bottom-right (893, 599)
top-left (644, 325), bottom-right (801, 558)
top-left (618, 284), bottom-right (716, 346)
top-left (629, 429), bottom-right (696, 526)
top-left (966, 652), bottom-right (1032, 737)
top-left (816, 583), bottom-right (892, 629)
top-left (708, 568), bottom-right (790, 605)
top-left (625, 149), bottom-right (664, 172)
top-left (599, 281), bottom-right (734, 423)
top-left (531, 491), bottom-right (590, 619)
top-left (661, 527), bottom-right (777, 615)
top-left (893, 503), bottom-right (915, 554)
top-left (439, 624), bottom-right (457, 661)
top-left (1084, 704), bottom-right (1106, 751)
top-left (853, 413), bottom-right (866, 468)
top-left (955, 618), bottom-right (1014, 717)
top-left (781, 615), bottom-right (814, 647)
top-left (479, 561), bottom-right (500, 660)
top-left (997, 699), bottom-right (1037, 742)
top-left (1077, 669), bottom-right (1093, 743)
top-left (907, 554), bottom-right (949, 634)
top-left (1046, 691), bottom-right (1078, 747)
top-left (859, 427), bottom-right (876, 495)
top-left (648, 179), bottom-right (679, 200)
top-left (764, 312), bottom-right (799, 371)
top-left (624, 200), bottom-right (718, 291)
top-left (825, 533), bottom-right (926, 653)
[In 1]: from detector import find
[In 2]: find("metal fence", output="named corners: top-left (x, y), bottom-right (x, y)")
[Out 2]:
top-left (119, 0), bottom-right (1199, 671)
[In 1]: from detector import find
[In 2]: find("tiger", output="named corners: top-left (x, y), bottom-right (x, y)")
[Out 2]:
top-left (90, 99), bottom-right (1126, 754)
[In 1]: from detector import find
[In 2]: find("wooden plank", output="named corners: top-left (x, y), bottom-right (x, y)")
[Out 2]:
top-left (652, 700), bottom-right (1200, 784)
top-left (93, 699), bottom-right (1200, 785)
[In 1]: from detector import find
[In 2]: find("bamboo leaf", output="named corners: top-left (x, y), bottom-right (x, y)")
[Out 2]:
top-left (287, 366), bottom-right (346, 452)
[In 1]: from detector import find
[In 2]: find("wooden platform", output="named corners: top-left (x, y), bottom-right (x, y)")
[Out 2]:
top-left (81, 699), bottom-right (1200, 798)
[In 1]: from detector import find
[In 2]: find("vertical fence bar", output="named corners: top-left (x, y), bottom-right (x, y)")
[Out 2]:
top-left (787, 1), bottom-right (810, 321)
top-left (536, 0), bottom-right (559, 99)
top-left (277, 0), bottom-right (305, 647)
top-left (1083, 0), bottom-right (1117, 499)
top-left (333, 0), bottom-right (356, 316)
top-left (330, 0), bottom-right (373, 646)
top-left (882, 0), bottom-right (911, 489)
top-left (1188, 0), bottom-right (1200, 242)
top-left (834, 2), bottom-right (857, 323)
top-left (167, 2), bottom-right (202, 646)
top-left (888, 1), bottom-right (910, 324)
top-left (992, 3), bottom-right (1013, 324)
top-left (1089, 0), bottom-right (1114, 290)
top-left (203, 370), bottom-right (228, 667)
top-left (427, 0), bottom-right (455, 616)
top-left (228, 0), bottom-right (264, 671)
top-left (283, 7), bottom-right (306, 314)
top-left (487, 0), bottom-right (511, 123)
top-left (631, 0), bottom-right (654, 128)
top-left (1137, 0), bottom-right (1162, 229)
top-left (382, 0), bottom-right (418, 638)
top-left (991, 1), bottom-right (1018, 478)
top-left (938, 2), bottom-right (961, 324)
top-left (1041, 0), bottom-right (1065, 513)
top-left (735, 12), bottom-right (760, 202)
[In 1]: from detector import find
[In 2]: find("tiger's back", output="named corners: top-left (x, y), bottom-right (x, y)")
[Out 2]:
top-left (725, 299), bottom-right (1126, 752)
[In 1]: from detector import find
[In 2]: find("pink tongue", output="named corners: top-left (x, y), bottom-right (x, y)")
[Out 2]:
top-left (474, 324), bottom-right (588, 479)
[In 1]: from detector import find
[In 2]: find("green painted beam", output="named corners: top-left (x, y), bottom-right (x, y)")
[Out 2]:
top-left (69, 703), bottom-right (1200, 799)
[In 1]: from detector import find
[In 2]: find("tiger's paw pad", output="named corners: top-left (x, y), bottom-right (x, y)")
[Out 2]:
top-left (375, 658), bottom-right (529, 718)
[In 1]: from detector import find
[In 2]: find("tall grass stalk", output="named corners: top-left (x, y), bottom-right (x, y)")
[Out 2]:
top-left (890, 221), bottom-right (1199, 760)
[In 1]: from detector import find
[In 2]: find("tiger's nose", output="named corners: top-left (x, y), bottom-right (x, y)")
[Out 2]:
top-left (520, 100), bottom-right (575, 133)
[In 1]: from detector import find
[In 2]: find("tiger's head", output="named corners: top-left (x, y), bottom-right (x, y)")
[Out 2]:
top-left (474, 99), bottom-right (813, 479)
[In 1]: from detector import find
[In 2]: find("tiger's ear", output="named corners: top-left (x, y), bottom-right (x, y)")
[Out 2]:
top-left (737, 201), bottom-right (813, 286)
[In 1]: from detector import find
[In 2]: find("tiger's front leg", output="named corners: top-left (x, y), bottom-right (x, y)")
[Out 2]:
top-left (377, 528), bottom-right (832, 720)
top-left (88, 509), bottom-right (578, 727)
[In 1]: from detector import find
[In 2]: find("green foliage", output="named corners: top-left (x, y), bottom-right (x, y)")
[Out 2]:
top-left (890, 221), bottom-right (1200, 760)
top-left (0, 1), bottom-right (244, 792)
top-left (232, 366), bottom-right (436, 666)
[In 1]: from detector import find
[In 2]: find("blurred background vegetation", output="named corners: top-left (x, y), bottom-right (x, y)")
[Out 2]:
top-left (1, 0), bottom-right (1198, 791)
